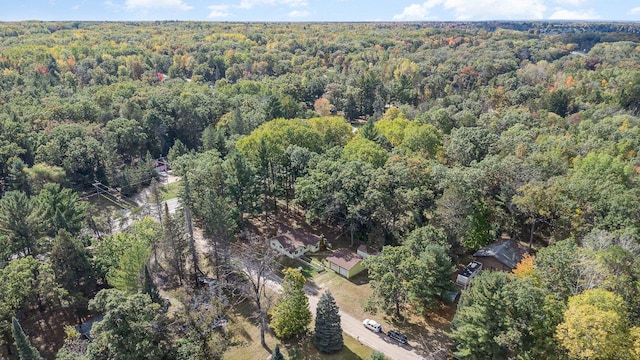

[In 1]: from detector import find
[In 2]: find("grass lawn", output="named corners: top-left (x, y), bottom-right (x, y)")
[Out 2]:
top-left (313, 268), bottom-right (455, 356)
top-left (160, 180), bottom-right (182, 201)
top-left (313, 270), bottom-right (372, 321)
top-left (223, 302), bottom-right (373, 360)
top-left (278, 256), bottom-right (322, 279)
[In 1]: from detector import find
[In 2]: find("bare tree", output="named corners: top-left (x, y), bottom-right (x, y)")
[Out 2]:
top-left (232, 233), bottom-right (278, 348)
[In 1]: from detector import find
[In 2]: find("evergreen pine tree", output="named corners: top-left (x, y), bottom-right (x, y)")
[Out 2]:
top-left (142, 264), bottom-right (162, 305)
top-left (12, 317), bottom-right (43, 360)
top-left (360, 118), bottom-right (379, 142)
top-left (272, 344), bottom-right (285, 360)
top-left (314, 290), bottom-right (343, 354)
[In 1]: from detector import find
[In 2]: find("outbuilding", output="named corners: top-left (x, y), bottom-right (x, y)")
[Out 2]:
top-left (324, 248), bottom-right (365, 279)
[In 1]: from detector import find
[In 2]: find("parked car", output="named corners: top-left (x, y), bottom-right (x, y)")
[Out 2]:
top-left (387, 330), bottom-right (408, 345)
top-left (363, 319), bottom-right (382, 333)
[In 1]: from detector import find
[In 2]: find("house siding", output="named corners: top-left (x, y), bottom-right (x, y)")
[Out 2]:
top-left (474, 256), bottom-right (511, 272)
top-left (346, 261), bottom-right (365, 278)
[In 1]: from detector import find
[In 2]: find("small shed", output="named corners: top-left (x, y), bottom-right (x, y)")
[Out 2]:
top-left (325, 248), bottom-right (365, 279)
top-left (357, 244), bottom-right (379, 259)
top-left (473, 238), bottom-right (527, 272)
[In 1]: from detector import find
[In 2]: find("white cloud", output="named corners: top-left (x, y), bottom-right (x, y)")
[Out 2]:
top-left (124, 0), bottom-right (193, 11)
top-left (238, 0), bottom-right (308, 9)
top-left (442, 0), bottom-right (546, 20)
top-left (288, 9), bottom-right (309, 17)
top-left (630, 7), bottom-right (640, 15)
top-left (208, 4), bottom-right (231, 17)
top-left (549, 8), bottom-right (600, 20)
top-left (393, 0), bottom-right (442, 21)
top-left (555, 0), bottom-right (586, 6)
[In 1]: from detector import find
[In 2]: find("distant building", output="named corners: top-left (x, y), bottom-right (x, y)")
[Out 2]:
top-left (154, 158), bottom-right (169, 174)
top-left (473, 238), bottom-right (527, 272)
top-left (325, 248), bottom-right (365, 279)
top-left (269, 224), bottom-right (322, 259)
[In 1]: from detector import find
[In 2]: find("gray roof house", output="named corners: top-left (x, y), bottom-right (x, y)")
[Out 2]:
top-left (473, 238), bottom-right (527, 272)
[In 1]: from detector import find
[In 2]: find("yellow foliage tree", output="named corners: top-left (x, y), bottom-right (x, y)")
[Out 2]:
top-left (556, 289), bottom-right (631, 360)
top-left (512, 253), bottom-right (536, 280)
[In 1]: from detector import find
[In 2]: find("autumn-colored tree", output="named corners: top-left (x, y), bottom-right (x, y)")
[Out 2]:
top-left (314, 97), bottom-right (332, 117)
top-left (556, 289), bottom-right (631, 360)
top-left (512, 253), bottom-right (536, 281)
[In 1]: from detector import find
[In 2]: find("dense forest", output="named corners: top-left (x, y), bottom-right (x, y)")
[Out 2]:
top-left (1, 21), bottom-right (640, 359)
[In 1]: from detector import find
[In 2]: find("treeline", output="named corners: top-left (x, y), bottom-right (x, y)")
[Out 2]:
top-left (0, 21), bottom-right (640, 358)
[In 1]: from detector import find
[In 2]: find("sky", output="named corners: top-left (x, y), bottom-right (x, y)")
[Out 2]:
top-left (2, 0), bottom-right (639, 22)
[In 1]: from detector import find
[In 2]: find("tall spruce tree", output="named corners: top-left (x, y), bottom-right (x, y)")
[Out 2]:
top-left (142, 265), bottom-right (162, 305)
top-left (12, 317), bottom-right (43, 360)
top-left (314, 290), bottom-right (343, 354)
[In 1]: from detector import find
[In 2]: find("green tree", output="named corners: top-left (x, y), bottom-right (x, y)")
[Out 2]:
top-left (272, 344), bottom-right (285, 360)
top-left (314, 290), bottom-right (343, 354)
top-left (342, 138), bottom-right (388, 168)
top-left (6, 158), bottom-right (30, 194)
top-left (87, 289), bottom-right (169, 360)
top-left (445, 127), bottom-right (498, 166)
top-left (364, 246), bottom-right (410, 317)
top-left (142, 265), bottom-right (162, 305)
top-left (106, 240), bottom-right (150, 293)
top-left (451, 271), bottom-right (555, 359)
top-left (161, 205), bottom-right (188, 286)
top-left (12, 317), bottom-right (43, 360)
top-left (270, 268), bottom-right (311, 339)
top-left (0, 191), bottom-right (45, 257)
top-left (359, 118), bottom-right (379, 141)
top-left (50, 229), bottom-right (94, 296)
top-left (36, 183), bottom-right (87, 237)
top-left (534, 239), bottom-right (581, 300)
top-left (370, 351), bottom-right (386, 360)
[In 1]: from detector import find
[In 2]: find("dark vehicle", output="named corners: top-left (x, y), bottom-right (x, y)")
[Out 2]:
top-left (387, 330), bottom-right (408, 345)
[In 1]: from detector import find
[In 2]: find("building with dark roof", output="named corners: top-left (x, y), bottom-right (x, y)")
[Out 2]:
top-left (473, 238), bottom-right (527, 272)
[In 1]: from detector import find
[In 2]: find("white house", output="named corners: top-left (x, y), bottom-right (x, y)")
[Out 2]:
top-left (269, 224), bottom-right (322, 259)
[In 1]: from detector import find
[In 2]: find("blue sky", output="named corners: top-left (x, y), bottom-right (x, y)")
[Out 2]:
top-left (2, 0), bottom-right (639, 22)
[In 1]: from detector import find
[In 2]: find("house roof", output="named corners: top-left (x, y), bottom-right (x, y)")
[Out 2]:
top-left (273, 224), bottom-right (322, 252)
top-left (357, 244), bottom-right (379, 256)
top-left (473, 238), bottom-right (526, 270)
top-left (326, 248), bottom-right (363, 271)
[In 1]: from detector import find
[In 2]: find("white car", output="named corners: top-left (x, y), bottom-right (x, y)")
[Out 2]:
top-left (363, 319), bottom-right (382, 333)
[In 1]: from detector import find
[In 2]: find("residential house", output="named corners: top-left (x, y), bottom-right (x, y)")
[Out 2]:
top-left (473, 238), bottom-right (527, 272)
top-left (324, 248), bottom-right (365, 279)
top-left (269, 224), bottom-right (322, 259)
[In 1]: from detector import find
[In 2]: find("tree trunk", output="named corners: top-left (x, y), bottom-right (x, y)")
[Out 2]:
top-left (185, 206), bottom-right (200, 286)
top-left (529, 219), bottom-right (536, 252)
